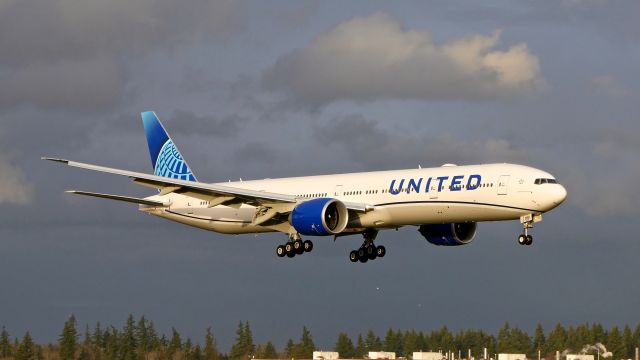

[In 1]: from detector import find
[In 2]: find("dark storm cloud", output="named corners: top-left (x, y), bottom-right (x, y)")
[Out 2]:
top-left (315, 114), bottom-right (527, 169)
top-left (233, 141), bottom-right (279, 164)
top-left (263, 12), bottom-right (543, 108)
top-left (0, 0), bottom-right (245, 111)
top-left (169, 110), bottom-right (248, 138)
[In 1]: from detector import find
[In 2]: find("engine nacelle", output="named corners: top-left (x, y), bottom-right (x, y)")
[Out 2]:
top-left (418, 222), bottom-right (477, 246)
top-left (291, 198), bottom-right (348, 236)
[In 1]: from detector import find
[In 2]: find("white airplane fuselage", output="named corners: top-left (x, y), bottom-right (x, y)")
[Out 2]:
top-left (143, 163), bottom-right (567, 234)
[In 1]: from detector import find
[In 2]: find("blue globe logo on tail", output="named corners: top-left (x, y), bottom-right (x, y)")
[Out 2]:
top-left (141, 111), bottom-right (197, 182)
top-left (155, 140), bottom-right (196, 181)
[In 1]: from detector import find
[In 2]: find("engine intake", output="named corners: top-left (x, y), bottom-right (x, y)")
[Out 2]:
top-left (419, 222), bottom-right (477, 246)
top-left (291, 198), bottom-right (348, 236)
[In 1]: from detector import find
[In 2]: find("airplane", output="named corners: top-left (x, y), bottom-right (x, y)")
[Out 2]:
top-left (44, 111), bottom-right (567, 263)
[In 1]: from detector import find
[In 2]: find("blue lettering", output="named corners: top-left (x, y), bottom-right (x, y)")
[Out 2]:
top-left (467, 174), bottom-right (481, 190)
top-left (424, 177), bottom-right (432, 192)
top-left (436, 176), bottom-right (448, 192)
top-left (408, 178), bottom-right (422, 193)
top-left (389, 179), bottom-right (405, 195)
top-left (450, 175), bottom-right (464, 191)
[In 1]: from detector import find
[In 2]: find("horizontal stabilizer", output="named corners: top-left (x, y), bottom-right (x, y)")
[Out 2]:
top-left (66, 190), bottom-right (168, 207)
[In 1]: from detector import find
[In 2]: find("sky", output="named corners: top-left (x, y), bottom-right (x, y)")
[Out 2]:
top-left (1, 0), bottom-right (640, 351)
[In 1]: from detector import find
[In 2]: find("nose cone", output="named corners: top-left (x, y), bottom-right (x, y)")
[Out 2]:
top-left (554, 184), bottom-right (568, 205)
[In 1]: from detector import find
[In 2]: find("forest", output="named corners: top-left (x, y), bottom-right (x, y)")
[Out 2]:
top-left (1, 315), bottom-right (639, 360)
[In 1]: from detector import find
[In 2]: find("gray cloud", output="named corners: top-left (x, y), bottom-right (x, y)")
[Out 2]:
top-left (315, 114), bottom-right (528, 170)
top-left (590, 75), bottom-right (627, 98)
top-left (170, 110), bottom-right (248, 138)
top-left (264, 12), bottom-right (542, 107)
top-left (0, 0), bottom-right (245, 111)
top-left (0, 152), bottom-right (33, 205)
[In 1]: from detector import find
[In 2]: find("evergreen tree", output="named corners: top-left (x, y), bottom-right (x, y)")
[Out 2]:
top-left (15, 332), bottom-right (37, 360)
top-left (293, 326), bottom-right (315, 359)
top-left (590, 323), bottom-right (606, 345)
top-left (1, 326), bottom-right (12, 358)
top-left (204, 327), bottom-right (220, 360)
top-left (59, 314), bottom-right (78, 360)
top-left (231, 322), bottom-right (255, 360)
top-left (120, 314), bottom-right (137, 360)
top-left (284, 338), bottom-right (295, 358)
top-left (607, 326), bottom-right (624, 360)
top-left (92, 322), bottom-right (104, 350)
top-left (364, 330), bottom-right (381, 352)
top-left (633, 324), bottom-right (640, 353)
top-left (545, 323), bottom-right (567, 355)
top-left (147, 320), bottom-right (160, 351)
top-left (402, 330), bottom-right (420, 357)
top-left (622, 325), bottom-right (633, 359)
top-left (262, 341), bottom-right (278, 359)
top-left (244, 322), bottom-right (255, 356)
top-left (533, 323), bottom-right (546, 354)
top-left (334, 333), bottom-right (355, 359)
top-left (355, 335), bottom-right (366, 358)
top-left (136, 316), bottom-right (149, 356)
top-left (168, 327), bottom-right (183, 358)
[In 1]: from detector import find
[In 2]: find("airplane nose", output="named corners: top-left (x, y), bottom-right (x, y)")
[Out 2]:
top-left (553, 184), bottom-right (567, 205)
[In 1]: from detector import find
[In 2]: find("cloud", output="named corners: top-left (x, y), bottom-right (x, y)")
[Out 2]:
top-left (0, 153), bottom-right (33, 205)
top-left (0, 0), bottom-right (244, 112)
top-left (315, 114), bottom-right (527, 169)
top-left (264, 12), bottom-right (542, 107)
top-left (169, 110), bottom-right (248, 138)
top-left (590, 75), bottom-right (627, 98)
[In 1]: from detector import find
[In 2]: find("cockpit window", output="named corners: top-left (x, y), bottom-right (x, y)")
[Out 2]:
top-left (535, 178), bottom-right (558, 185)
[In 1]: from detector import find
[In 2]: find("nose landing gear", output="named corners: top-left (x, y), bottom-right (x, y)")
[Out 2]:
top-left (518, 214), bottom-right (541, 246)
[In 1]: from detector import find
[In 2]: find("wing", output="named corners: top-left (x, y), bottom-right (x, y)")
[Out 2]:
top-left (66, 190), bottom-right (168, 207)
top-left (43, 158), bottom-right (370, 212)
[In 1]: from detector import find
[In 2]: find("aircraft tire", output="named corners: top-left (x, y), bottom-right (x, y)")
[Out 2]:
top-left (303, 240), bottom-right (313, 252)
top-left (276, 245), bottom-right (286, 257)
top-left (293, 239), bottom-right (304, 254)
top-left (518, 234), bottom-right (527, 245)
top-left (526, 235), bottom-right (533, 245)
top-left (285, 243), bottom-right (295, 257)
top-left (367, 245), bottom-right (377, 260)
top-left (349, 251), bottom-right (359, 263)
top-left (358, 254), bottom-right (368, 263)
top-left (376, 246), bottom-right (386, 257)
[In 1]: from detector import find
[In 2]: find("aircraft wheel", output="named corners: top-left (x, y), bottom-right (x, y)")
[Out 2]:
top-left (367, 245), bottom-right (377, 260)
top-left (293, 239), bottom-right (304, 254)
top-left (376, 246), bottom-right (386, 258)
top-left (526, 235), bottom-right (533, 245)
top-left (276, 245), bottom-right (286, 258)
top-left (357, 248), bottom-right (366, 259)
top-left (349, 251), bottom-right (359, 263)
top-left (303, 240), bottom-right (313, 252)
top-left (518, 234), bottom-right (527, 245)
top-left (358, 253), bottom-right (368, 263)
top-left (285, 243), bottom-right (295, 257)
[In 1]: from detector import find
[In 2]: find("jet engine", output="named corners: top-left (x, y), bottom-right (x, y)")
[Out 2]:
top-left (290, 198), bottom-right (348, 236)
top-left (418, 222), bottom-right (477, 246)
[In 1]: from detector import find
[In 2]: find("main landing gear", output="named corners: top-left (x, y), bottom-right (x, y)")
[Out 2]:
top-left (276, 234), bottom-right (313, 259)
top-left (349, 229), bottom-right (386, 263)
top-left (518, 213), bottom-right (541, 246)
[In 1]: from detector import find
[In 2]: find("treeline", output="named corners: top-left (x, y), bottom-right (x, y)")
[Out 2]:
top-left (1, 316), bottom-right (640, 360)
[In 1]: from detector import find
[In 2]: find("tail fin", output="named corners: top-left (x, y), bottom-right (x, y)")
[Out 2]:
top-left (141, 111), bottom-right (197, 181)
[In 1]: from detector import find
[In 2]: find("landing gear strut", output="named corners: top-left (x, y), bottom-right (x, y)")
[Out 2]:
top-left (276, 234), bottom-right (313, 259)
top-left (349, 229), bottom-right (386, 263)
top-left (518, 214), bottom-right (541, 246)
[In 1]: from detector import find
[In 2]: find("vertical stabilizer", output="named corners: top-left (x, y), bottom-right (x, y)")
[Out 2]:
top-left (141, 111), bottom-right (197, 181)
